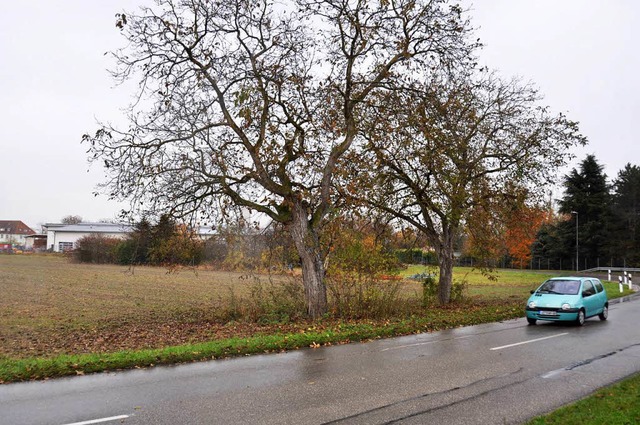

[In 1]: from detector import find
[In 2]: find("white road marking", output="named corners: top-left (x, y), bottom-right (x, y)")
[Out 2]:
top-left (541, 368), bottom-right (565, 379)
top-left (490, 333), bottom-right (569, 351)
top-left (62, 415), bottom-right (130, 425)
top-left (381, 335), bottom-right (472, 352)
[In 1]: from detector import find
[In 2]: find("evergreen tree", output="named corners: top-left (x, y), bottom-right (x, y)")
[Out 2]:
top-left (611, 164), bottom-right (640, 265)
top-left (531, 222), bottom-right (571, 269)
top-left (116, 217), bottom-right (152, 264)
top-left (557, 155), bottom-right (612, 269)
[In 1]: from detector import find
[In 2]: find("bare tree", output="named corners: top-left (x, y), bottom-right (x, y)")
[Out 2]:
top-left (354, 70), bottom-right (587, 304)
top-left (84, 0), bottom-right (475, 317)
top-left (61, 215), bottom-right (83, 224)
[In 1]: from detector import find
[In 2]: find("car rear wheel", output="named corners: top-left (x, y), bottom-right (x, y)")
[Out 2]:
top-left (599, 305), bottom-right (608, 321)
top-left (527, 318), bottom-right (536, 325)
top-left (576, 309), bottom-right (585, 326)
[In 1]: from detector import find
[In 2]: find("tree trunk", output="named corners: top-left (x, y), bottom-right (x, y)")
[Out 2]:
top-left (288, 200), bottom-right (328, 319)
top-left (436, 226), bottom-right (456, 305)
top-left (438, 249), bottom-right (454, 304)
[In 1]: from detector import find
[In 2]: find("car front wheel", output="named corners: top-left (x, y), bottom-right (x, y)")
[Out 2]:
top-left (599, 305), bottom-right (608, 321)
top-left (527, 318), bottom-right (536, 325)
top-left (576, 309), bottom-right (586, 326)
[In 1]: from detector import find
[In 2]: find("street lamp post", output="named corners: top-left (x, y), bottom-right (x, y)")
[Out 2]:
top-left (571, 211), bottom-right (579, 271)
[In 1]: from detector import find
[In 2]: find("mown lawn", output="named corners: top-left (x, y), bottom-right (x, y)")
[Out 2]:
top-left (0, 254), bottom-right (634, 383)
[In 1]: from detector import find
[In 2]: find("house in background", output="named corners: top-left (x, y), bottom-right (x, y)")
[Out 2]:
top-left (43, 222), bottom-right (133, 252)
top-left (0, 220), bottom-right (36, 250)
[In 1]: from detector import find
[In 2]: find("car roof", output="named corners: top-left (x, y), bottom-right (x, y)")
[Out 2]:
top-left (547, 276), bottom-right (600, 282)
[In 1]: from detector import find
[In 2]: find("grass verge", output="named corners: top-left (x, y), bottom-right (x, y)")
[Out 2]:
top-left (526, 372), bottom-right (640, 424)
top-left (0, 303), bottom-right (524, 383)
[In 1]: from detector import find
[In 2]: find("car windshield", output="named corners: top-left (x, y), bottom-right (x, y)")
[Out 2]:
top-left (537, 279), bottom-right (580, 295)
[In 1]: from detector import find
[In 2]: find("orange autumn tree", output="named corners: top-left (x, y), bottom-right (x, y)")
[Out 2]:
top-left (504, 206), bottom-right (550, 268)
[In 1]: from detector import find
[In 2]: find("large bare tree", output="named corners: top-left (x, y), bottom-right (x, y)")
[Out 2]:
top-left (353, 70), bottom-right (587, 304)
top-left (84, 0), bottom-right (475, 317)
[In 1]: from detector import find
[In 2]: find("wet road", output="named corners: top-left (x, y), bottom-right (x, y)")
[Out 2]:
top-left (2, 295), bottom-right (640, 425)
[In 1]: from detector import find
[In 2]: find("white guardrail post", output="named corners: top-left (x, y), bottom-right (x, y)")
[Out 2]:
top-left (608, 269), bottom-right (612, 282)
top-left (624, 271), bottom-right (628, 285)
top-left (619, 275), bottom-right (624, 293)
top-left (629, 274), bottom-right (633, 290)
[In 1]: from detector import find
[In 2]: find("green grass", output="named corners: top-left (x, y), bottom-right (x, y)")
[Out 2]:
top-left (527, 372), bottom-right (640, 424)
top-left (402, 265), bottom-right (557, 286)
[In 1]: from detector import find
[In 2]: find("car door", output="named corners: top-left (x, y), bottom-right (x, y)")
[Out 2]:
top-left (592, 279), bottom-right (607, 313)
top-left (581, 280), bottom-right (599, 317)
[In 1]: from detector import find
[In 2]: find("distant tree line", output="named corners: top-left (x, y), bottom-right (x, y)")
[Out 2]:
top-left (531, 155), bottom-right (640, 270)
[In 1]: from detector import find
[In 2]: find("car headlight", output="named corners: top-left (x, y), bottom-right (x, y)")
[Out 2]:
top-left (528, 301), bottom-right (537, 309)
top-left (561, 303), bottom-right (571, 310)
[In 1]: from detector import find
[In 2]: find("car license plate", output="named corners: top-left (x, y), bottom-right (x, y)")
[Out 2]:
top-left (539, 310), bottom-right (558, 316)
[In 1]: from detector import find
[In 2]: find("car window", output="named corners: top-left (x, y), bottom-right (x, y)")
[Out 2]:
top-left (583, 281), bottom-right (596, 296)
top-left (539, 279), bottom-right (580, 295)
top-left (594, 280), bottom-right (604, 293)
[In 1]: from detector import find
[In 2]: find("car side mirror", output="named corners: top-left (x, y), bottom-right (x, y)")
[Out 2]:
top-left (530, 290), bottom-right (535, 294)
top-left (582, 291), bottom-right (590, 297)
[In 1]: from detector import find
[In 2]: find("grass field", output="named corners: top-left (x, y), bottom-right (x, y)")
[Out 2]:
top-left (0, 254), bottom-right (634, 383)
top-left (0, 254), bottom-right (303, 358)
top-left (402, 264), bottom-right (557, 300)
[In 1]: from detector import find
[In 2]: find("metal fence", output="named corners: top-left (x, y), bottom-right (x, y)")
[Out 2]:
top-left (452, 256), bottom-right (639, 271)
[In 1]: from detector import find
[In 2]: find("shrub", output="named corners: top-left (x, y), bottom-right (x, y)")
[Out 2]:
top-left (113, 217), bottom-right (205, 266)
top-left (114, 238), bottom-right (142, 265)
top-left (245, 277), bottom-right (306, 323)
top-left (327, 275), bottom-right (410, 319)
top-left (147, 232), bottom-right (204, 266)
top-left (322, 223), bottom-right (409, 319)
top-left (421, 274), bottom-right (467, 307)
top-left (73, 235), bottom-right (121, 264)
top-left (216, 276), bottom-right (306, 324)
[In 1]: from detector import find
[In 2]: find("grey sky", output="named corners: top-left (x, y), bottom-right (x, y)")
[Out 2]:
top-left (1, 1), bottom-right (638, 231)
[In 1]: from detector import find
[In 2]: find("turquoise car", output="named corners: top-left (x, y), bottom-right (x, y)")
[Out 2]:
top-left (525, 277), bottom-right (608, 326)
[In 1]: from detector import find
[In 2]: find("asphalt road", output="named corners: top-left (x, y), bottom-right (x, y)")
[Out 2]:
top-left (2, 295), bottom-right (640, 425)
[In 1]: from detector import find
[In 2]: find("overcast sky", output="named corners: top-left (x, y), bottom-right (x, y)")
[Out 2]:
top-left (1, 1), bottom-right (638, 231)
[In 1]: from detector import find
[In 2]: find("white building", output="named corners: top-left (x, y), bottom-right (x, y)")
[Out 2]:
top-left (43, 222), bottom-right (216, 252)
top-left (43, 222), bottom-right (133, 252)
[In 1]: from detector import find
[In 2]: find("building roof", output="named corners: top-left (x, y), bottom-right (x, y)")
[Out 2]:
top-left (43, 222), bottom-right (133, 234)
top-left (0, 220), bottom-right (35, 235)
top-left (43, 222), bottom-right (216, 237)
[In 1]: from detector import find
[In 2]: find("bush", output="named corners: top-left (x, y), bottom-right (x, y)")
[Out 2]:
top-left (245, 277), bottom-right (306, 323)
top-left (73, 235), bottom-right (121, 264)
top-left (147, 232), bottom-right (204, 266)
top-left (321, 224), bottom-right (410, 319)
top-left (216, 276), bottom-right (306, 324)
top-left (327, 275), bottom-right (411, 319)
top-left (421, 274), bottom-right (467, 307)
top-left (112, 217), bottom-right (205, 266)
top-left (114, 238), bottom-right (143, 265)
